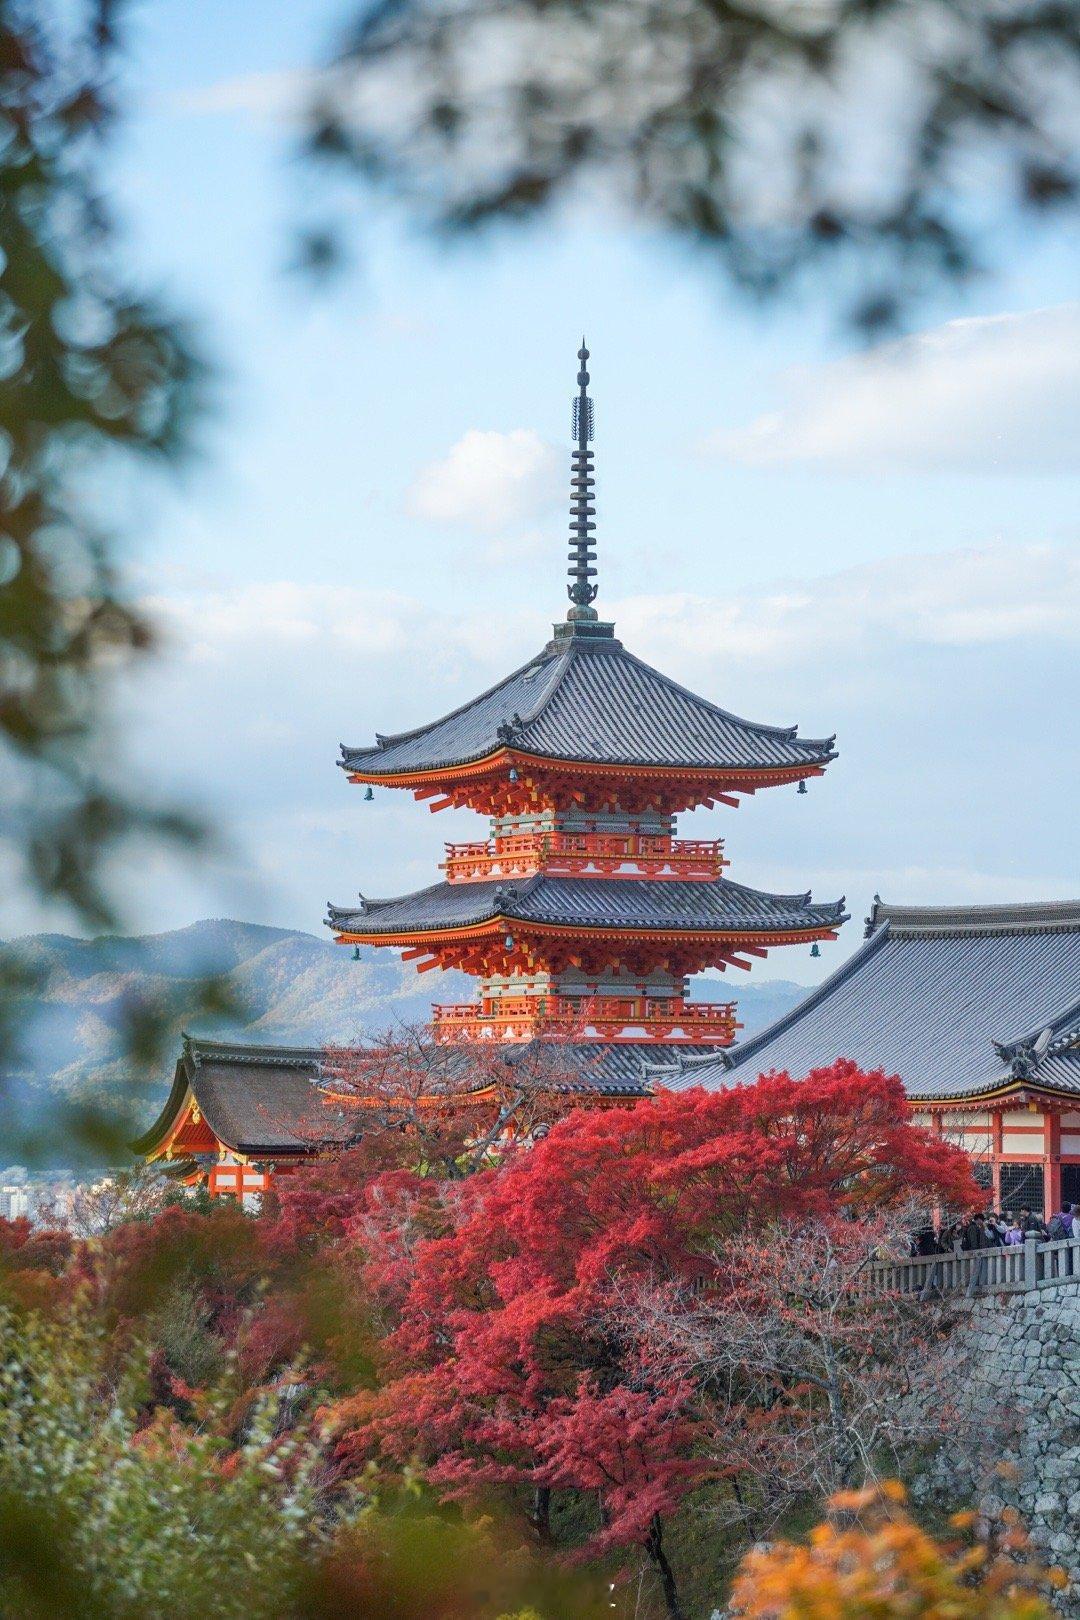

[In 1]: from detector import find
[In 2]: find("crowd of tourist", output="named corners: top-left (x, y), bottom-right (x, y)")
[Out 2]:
top-left (912, 1202), bottom-right (1080, 1256)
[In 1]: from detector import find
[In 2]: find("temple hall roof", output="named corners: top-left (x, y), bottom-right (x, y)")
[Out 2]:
top-left (327, 873), bottom-right (847, 938)
top-left (132, 1038), bottom-right (356, 1158)
top-left (339, 632), bottom-right (836, 780)
top-left (657, 898), bottom-right (1080, 1102)
top-left (134, 1034), bottom-right (700, 1156)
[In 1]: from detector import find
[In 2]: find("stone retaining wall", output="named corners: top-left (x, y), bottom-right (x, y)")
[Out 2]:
top-left (913, 1286), bottom-right (1080, 1604)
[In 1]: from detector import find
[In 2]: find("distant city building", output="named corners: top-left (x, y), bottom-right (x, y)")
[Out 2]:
top-left (0, 1186), bottom-right (29, 1221)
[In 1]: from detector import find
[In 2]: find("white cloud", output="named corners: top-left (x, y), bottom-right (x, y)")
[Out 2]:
top-left (74, 537), bottom-right (1078, 948)
top-left (408, 429), bottom-right (562, 532)
top-left (713, 305), bottom-right (1080, 473)
top-left (614, 542), bottom-right (1080, 676)
top-left (144, 544), bottom-right (1078, 711)
top-left (159, 70), bottom-right (317, 123)
top-left (142, 580), bottom-right (535, 672)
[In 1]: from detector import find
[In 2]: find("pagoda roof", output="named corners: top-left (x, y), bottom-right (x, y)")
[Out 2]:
top-left (657, 897), bottom-right (1080, 1103)
top-left (339, 630), bottom-right (836, 780)
top-left (327, 872), bottom-right (846, 939)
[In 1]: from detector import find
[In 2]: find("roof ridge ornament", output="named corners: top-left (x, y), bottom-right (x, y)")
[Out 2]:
top-left (567, 337), bottom-right (599, 624)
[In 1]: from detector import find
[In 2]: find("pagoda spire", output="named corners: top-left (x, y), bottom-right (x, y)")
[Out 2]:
top-left (567, 338), bottom-right (598, 623)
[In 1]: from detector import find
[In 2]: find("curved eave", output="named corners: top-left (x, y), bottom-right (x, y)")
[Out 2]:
top-left (132, 1045), bottom-right (326, 1163)
top-left (996, 990), bottom-right (1080, 1058)
top-left (341, 746), bottom-right (836, 790)
top-left (910, 1080), bottom-right (1080, 1108)
top-left (316, 1082), bottom-right (503, 1109)
top-left (330, 915), bottom-right (843, 948)
top-left (130, 1057), bottom-right (193, 1156)
top-left (866, 896), bottom-right (1080, 939)
top-left (158, 1158), bottom-right (204, 1185)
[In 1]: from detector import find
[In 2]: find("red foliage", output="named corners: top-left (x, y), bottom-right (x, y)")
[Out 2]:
top-left (262, 1146), bottom-right (410, 1254)
top-left (81, 1203), bottom-right (265, 1332)
top-left (0, 1214), bottom-right (74, 1313)
top-left (0, 1215), bottom-right (73, 1276)
top-left (332, 1063), bottom-right (976, 1561)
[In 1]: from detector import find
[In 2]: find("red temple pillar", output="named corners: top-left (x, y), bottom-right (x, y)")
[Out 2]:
top-left (991, 1110), bottom-right (1003, 1208)
top-left (1045, 1107), bottom-right (1062, 1219)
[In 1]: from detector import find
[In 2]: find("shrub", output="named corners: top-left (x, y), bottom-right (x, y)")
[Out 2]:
top-left (730, 1483), bottom-right (1060, 1618)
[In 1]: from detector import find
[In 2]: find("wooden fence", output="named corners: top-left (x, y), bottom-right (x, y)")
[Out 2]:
top-left (868, 1235), bottom-right (1080, 1300)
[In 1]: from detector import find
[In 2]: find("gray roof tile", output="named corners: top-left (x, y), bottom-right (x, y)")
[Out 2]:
top-left (136, 1035), bottom-right (713, 1151)
top-left (662, 898), bottom-right (1080, 1101)
top-left (133, 1039), bottom-right (353, 1157)
top-left (340, 634), bottom-right (836, 777)
top-left (327, 873), bottom-right (846, 937)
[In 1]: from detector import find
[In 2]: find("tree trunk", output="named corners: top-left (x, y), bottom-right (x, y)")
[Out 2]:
top-left (529, 1485), bottom-right (553, 1546)
top-left (821, 1338), bottom-right (854, 1486)
top-left (646, 1514), bottom-right (685, 1620)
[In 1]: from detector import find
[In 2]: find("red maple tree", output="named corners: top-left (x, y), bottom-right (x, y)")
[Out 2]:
top-left (329, 1062), bottom-right (978, 1619)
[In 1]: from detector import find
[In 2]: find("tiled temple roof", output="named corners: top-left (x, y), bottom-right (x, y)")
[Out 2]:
top-left (327, 873), bottom-right (846, 937)
top-left (657, 898), bottom-right (1080, 1102)
top-left (339, 633), bottom-right (836, 778)
top-left (134, 1033), bottom-right (707, 1157)
top-left (132, 1038), bottom-right (355, 1158)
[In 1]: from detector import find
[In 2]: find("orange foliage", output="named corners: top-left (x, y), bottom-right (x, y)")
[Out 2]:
top-left (730, 1483), bottom-right (1061, 1618)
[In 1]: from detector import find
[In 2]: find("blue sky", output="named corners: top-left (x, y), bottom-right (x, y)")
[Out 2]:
top-left (14, 0), bottom-right (1080, 986)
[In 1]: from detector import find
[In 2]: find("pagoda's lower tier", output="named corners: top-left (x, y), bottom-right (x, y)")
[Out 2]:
top-left (327, 872), bottom-right (846, 978)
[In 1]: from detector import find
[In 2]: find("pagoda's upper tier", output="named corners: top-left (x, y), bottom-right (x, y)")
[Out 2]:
top-left (339, 629), bottom-right (836, 783)
top-left (327, 872), bottom-right (847, 941)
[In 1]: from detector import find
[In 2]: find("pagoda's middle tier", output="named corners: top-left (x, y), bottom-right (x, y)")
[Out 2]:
top-left (328, 873), bottom-right (846, 978)
top-left (441, 806), bottom-right (726, 884)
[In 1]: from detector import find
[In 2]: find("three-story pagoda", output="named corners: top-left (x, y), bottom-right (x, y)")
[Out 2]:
top-left (328, 344), bottom-right (847, 1091)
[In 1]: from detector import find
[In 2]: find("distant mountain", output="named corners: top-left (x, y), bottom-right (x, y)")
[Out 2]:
top-left (3, 920), bottom-right (472, 1121)
top-left (2, 918), bottom-right (806, 1118)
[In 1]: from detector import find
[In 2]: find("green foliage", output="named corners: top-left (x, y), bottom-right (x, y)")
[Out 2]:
top-left (0, 1301), bottom-right (608, 1620)
top-left (0, 3), bottom-right (230, 1158)
top-left (148, 1280), bottom-right (226, 1389)
top-left (306, 0), bottom-right (1080, 331)
top-left (0, 3), bottom-right (206, 919)
top-left (0, 1310), bottom-right (320, 1620)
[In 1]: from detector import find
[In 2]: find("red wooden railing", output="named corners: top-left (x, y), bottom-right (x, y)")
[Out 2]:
top-left (443, 832), bottom-right (726, 884)
top-left (431, 994), bottom-right (739, 1045)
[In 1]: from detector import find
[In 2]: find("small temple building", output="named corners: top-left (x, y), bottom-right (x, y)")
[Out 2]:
top-left (661, 898), bottom-right (1080, 1215)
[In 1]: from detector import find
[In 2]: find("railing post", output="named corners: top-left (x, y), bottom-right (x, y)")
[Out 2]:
top-left (1024, 1235), bottom-right (1039, 1289)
